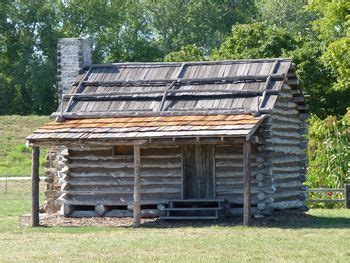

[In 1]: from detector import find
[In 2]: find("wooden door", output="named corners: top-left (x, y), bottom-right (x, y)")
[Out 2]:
top-left (183, 145), bottom-right (214, 199)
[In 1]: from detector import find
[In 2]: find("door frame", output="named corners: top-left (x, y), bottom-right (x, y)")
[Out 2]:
top-left (180, 144), bottom-right (216, 199)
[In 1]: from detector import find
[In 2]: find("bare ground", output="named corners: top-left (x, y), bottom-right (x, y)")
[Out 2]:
top-left (20, 210), bottom-right (314, 228)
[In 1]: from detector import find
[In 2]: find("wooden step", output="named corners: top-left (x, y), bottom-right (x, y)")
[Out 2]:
top-left (163, 207), bottom-right (224, 211)
top-left (168, 199), bottom-right (225, 202)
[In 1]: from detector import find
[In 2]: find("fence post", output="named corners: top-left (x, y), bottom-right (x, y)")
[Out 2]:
top-left (345, 184), bottom-right (350, 209)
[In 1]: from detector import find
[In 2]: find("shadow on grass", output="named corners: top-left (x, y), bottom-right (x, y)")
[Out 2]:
top-left (140, 210), bottom-right (350, 229)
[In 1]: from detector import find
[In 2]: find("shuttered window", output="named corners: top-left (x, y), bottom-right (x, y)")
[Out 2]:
top-left (113, 145), bottom-right (133, 156)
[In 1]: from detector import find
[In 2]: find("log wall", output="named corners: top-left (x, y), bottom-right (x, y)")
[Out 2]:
top-left (267, 84), bottom-right (308, 211)
top-left (57, 145), bottom-right (182, 216)
top-left (215, 143), bottom-right (274, 216)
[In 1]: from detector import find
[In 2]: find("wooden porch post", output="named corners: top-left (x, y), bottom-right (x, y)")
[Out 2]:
top-left (133, 145), bottom-right (141, 227)
top-left (31, 146), bottom-right (40, 227)
top-left (243, 141), bottom-right (251, 226)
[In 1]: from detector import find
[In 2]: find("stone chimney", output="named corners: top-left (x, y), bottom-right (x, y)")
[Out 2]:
top-left (57, 38), bottom-right (92, 97)
top-left (42, 38), bottom-right (92, 215)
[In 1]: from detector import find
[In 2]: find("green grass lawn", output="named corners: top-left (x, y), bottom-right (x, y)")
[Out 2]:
top-left (0, 180), bottom-right (350, 262)
top-left (0, 115), bottom-right (50, 177)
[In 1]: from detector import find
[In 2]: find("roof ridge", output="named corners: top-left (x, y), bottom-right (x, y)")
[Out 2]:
top-left (91, 58), bottom-right (292, 68)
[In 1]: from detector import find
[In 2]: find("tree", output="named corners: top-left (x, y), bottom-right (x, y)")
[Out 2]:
top-left (144, 0), bottom-right (256, 53)
top-left (164, 45), bottom-right (205, 62)
top-left (211, 23), bottom-right (297, 60)
top-left (0, 0), bottom-right (59, 114)
top-left (58, 0), bottom-right (162, 63)
top-left (254, 0), bottom-right (317, 36)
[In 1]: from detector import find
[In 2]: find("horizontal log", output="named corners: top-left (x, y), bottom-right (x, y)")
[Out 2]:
top-left (215, 153), bottom-right (252, 159)
top-left (69, 168), bottom-right (181, 178)
top-left (61, 188), bottom-right (181, 195)
top-left (299, 113), bottom-right (311, 120)
top-left (265, 138), bottom-right (301, 145)
top-left (103, 209), bottom-right (162, 218)
top-left (215, 161), bottom-right (259, 168)
top-left (297, 105), bottom-right (308, 112)
top-left (290, 89), bottom-right (301, 95)
top-left (271, 156), bottom-right (301, 164)
top-left (276, 181), bottom-right (303, 188)
top-left (272, 108), bottom-right (299, 116)
top-left (272, 200), bottom-right (304, 209)
top-left (287, 79), bottom-right (299, 86)
top-left (69, 159), bottom-right (181, 169)
top-left (104, 210), bottom-right (132, 217)
top-left (69, 211), bottom-right (98, 217)
top-left (268, 120), bottom-right (300, 129)
top-left (265, 146), bottom-right (303, 154)
top-left (275, 101), bottom-right (298, 109)
top-left (69, 146), bottom-right (112, 151)
top-left (293, 96), bottom-right (305, 103)
top-left (273, 173), bottom-right (301, 180)
top-left (141, 145), bottom-right (180, 149)
top-left (270, 115), bottom-right (300, 125)
top-left (275, 192), bottom-right (306, 202)
top-left (57, 197), bottom-right (167, 206)
top-left (272, 166), bottom-right (302, 173)
top-left (273, 190), bottom-right (302, 199)
top-left (215, 169), bottom-right (270, 178)
top-left (217, 186), bottom-right (275, 195)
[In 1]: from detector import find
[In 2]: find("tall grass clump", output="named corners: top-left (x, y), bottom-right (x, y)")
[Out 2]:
top-left (307, 108), bottom-right (350, 189)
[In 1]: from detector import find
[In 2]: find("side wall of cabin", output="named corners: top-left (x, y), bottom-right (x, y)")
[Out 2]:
top-left (267, 84), bottom-right (308, 211)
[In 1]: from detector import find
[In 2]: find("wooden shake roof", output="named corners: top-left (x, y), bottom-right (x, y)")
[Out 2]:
top-left (27, 59), bottom-right (299, 144)
top-left (27, 114), bottom-right (265, 142)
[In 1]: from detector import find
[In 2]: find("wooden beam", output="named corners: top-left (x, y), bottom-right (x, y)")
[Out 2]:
top-left (62, 87), bottom-right (280, 100)
top-left (243, 141), bottom-right (251, 226)
top-left (27, 137), bottom-right (248, 148)
top-left (133, 145), bottom-right (141, 227)
top-left (89, 58), bottom-right (291, 68)
top-left (31, 146), bottom-right (40, 227)
top-left (50, 108), bottom-right (260, 119)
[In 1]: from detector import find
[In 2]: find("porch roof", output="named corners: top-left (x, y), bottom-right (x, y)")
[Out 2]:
top-left (26, 114), bottom-right (265, 144)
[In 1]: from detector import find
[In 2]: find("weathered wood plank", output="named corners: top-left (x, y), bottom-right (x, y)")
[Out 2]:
top-left (243, 142), bottom-right (251, 226)
top-left (133, 145), bottom-right (141, 227)
top-left (31, 146), bottom-right (40, 227)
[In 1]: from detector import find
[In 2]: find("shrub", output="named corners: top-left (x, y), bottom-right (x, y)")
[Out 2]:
top-left (307, 108), bottom-right (350, 189)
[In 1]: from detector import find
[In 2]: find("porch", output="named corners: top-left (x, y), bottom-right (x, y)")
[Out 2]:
top-left (30, 138), bottom-right (255, 227)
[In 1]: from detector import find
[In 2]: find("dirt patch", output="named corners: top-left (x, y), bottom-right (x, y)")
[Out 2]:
top-left (20, 210), bottom-right (314, 228)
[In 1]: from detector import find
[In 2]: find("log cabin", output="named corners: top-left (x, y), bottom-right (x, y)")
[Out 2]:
top-left (26, 38), bottom-right (309, 227)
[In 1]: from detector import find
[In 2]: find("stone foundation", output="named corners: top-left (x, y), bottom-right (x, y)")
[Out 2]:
top-left (43, 147), bottom-right (63, 213)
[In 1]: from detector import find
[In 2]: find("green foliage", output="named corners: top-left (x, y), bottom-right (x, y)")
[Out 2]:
top-left (307, 108), bottom-right (350, 188)
top-left (255, 0), bottom-right (317, 36)
top-left (58, 0), bottom-right (162, 63)
top-left (322, 37), bottom-right (350, 91)
top-left (288, 39), bottom-right (348, 118)
top-left (144, 0), bottom-right (256, 53)
top-left (307, 0), bottom-right (349, 43)
top-left (211, 23), bottom-right (297, 60)
top-left (164, 45), bottom-right (205, 62)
